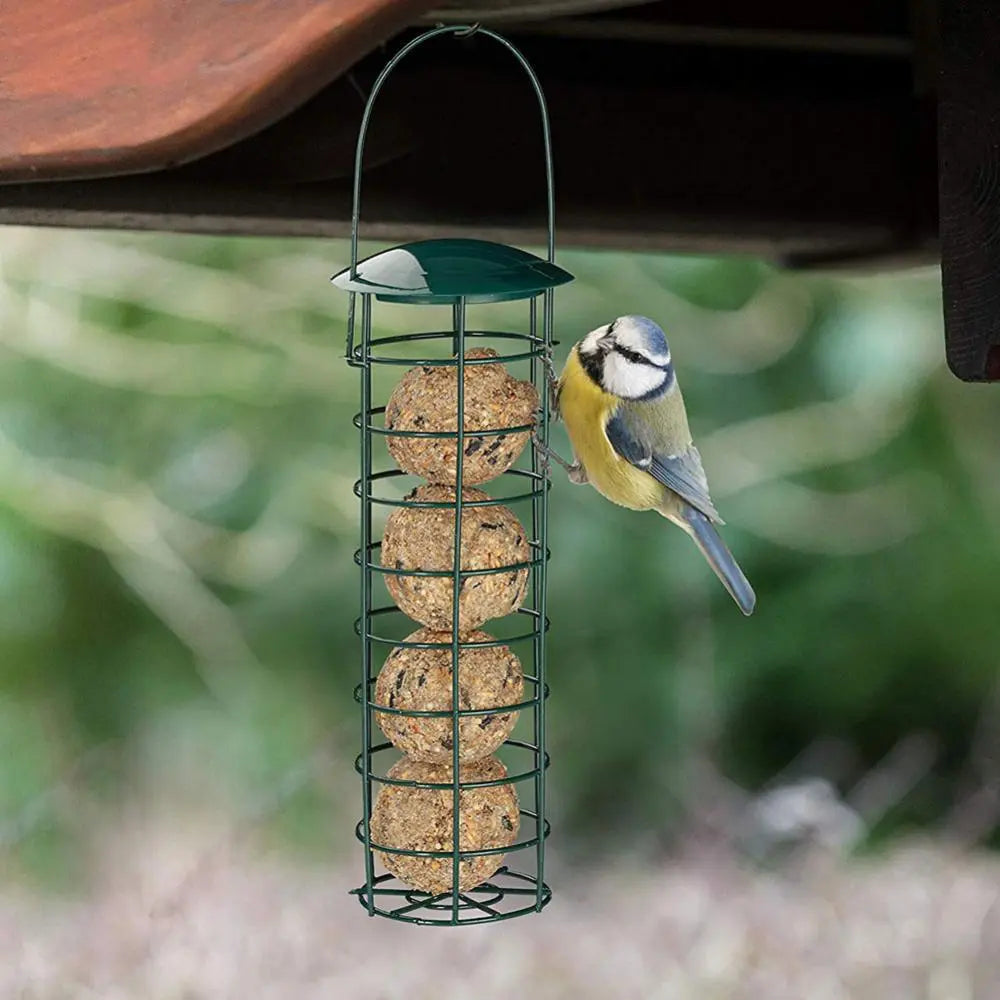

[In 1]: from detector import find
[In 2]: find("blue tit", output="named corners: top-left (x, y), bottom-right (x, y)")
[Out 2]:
top-left (552, 315), bottom-right (756, 615)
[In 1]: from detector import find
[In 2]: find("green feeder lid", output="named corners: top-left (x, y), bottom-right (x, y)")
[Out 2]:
top-left (331, 238), bottom-right (574, 304)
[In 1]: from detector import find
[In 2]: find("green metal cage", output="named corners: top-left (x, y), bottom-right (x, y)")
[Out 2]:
top-left (332, 24), bottom-right (574, 925)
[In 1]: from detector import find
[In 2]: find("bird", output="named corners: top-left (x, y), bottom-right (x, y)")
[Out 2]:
top-left (544, 314), bottom-right (756, 615)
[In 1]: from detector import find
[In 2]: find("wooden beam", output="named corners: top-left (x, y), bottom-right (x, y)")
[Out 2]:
top-left (938, 0), bottom-right (1000, 381)
top-left (0, 28), bottom-right (935, 268)
top-left (0, 0), bottom-right (433, 182)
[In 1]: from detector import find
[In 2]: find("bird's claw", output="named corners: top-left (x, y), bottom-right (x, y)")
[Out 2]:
top-left (531, 432), bottom-right (585, 482)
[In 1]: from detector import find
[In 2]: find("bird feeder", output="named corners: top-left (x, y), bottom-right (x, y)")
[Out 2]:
top-left (332, 25), bottom-right (573, 925)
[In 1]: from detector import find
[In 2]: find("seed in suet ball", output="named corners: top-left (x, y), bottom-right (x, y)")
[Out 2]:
top-left (385, 348), bottom-right (539, 486)
top-left (375, 627), bottom-right (525, 763)
top-left (381, 484), bottom-right (530, 632)
top-left (371, 755), bottom-right (520, 894)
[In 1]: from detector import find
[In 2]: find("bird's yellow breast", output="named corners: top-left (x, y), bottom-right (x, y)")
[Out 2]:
top-left (557, 349), bottom-right (665, 511)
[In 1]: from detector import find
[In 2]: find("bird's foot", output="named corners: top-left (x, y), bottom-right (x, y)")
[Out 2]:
top-left (531, 433), bottom-right (586, 483)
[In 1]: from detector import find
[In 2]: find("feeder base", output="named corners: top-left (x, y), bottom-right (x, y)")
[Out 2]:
top-left (350, 866), bottom-right (551, 925)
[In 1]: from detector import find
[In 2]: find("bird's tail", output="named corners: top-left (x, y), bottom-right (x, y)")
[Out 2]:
top-left (675, 505), bottom-right (756, 615)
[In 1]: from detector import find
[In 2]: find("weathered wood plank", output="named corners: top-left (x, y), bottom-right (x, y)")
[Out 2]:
top-left (938, 0), bottom-right (1000, 381)
top-left (0, 0), bottom-right (433, 182)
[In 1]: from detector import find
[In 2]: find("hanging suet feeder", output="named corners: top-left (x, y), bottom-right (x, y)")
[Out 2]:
top-left (332, 24), bottom-right (573, 925)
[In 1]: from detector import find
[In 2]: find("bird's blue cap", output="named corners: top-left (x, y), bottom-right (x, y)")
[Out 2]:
top-left (614, 315), bottom-right (670, 359)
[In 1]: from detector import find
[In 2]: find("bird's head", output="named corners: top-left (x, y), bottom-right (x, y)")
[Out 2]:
top-left (577, 315), bottom-right (675, 400)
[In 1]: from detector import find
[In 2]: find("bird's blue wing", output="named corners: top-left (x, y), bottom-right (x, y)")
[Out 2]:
top-left (606, 410), bottom-right (723, 523)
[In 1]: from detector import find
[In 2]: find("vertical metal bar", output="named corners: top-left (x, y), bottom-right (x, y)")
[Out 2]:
top-left (529, 297), bottom-right (539, 392)
top-left (451, 297), bottom-right (467, 923)
top-left (359, 293), bottom-right (376, 915)
top-left (527, 295), bottom-right (542, 897)
top-left (346, 291), bottom-right (357, 360)
top-left (535, 288), bottom-right (552, 909)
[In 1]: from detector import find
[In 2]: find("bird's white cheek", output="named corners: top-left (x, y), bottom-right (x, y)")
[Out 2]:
top-left (602, 355), bottom-right (666, 399)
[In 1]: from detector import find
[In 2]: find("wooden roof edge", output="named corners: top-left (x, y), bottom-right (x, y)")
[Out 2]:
top-left (0, 0), bottom-right (434, 184)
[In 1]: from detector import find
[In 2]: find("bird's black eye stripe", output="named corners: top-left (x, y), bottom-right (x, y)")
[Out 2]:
top-left (613, 344), bottom-right (664, 369)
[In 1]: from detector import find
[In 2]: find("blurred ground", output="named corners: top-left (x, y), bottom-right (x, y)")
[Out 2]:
top-left (7, 810), bottom-right (1000, 999)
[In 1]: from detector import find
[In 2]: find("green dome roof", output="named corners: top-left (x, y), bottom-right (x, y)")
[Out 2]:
top-left (331, 238), bottom-right (574, 304)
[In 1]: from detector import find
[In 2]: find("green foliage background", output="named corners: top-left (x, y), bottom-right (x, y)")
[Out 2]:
top-left (1, 226), bottom-right (997, 887)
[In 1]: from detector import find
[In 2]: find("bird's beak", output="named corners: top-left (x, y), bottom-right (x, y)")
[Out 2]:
top-left (597, 332), bottom-right (616, 352)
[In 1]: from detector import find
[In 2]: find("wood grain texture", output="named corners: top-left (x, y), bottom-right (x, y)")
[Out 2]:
top-left (939, 0), bottom-right (1000, 381)
top-left (0, 0), bottom-right (433, 182)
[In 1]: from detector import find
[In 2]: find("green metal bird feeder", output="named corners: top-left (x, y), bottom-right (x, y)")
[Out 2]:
top-left (332, 25), bottom-right (573, 925)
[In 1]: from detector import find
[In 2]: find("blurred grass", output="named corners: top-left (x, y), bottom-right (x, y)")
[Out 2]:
top-left (1, 225), bottom-right (999, 892)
